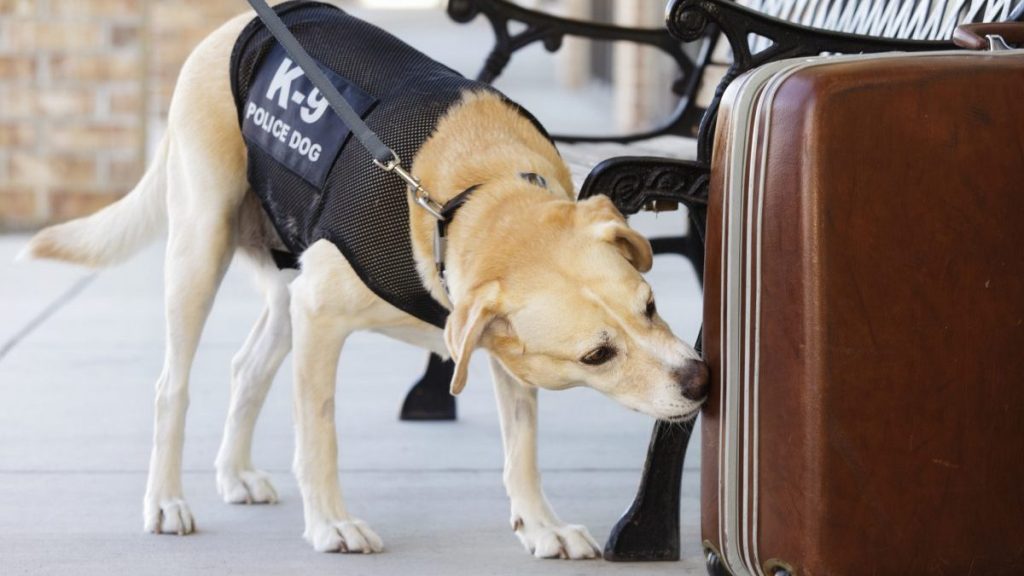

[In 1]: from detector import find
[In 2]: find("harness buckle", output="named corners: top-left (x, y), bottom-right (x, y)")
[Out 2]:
top-left (372, 156), bottom-right (400, 172)
top-left (374, 153), bottom-right (445, 220)
top-left (413, 188), bottom-right (445, 221)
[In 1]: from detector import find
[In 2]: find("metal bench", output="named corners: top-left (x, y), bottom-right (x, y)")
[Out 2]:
top-left (406, 0), bottom-right (1024, 568)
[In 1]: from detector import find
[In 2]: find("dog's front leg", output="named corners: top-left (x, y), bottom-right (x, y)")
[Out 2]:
top-left (490, 358), bottom-right (601, 559)
top-left (290, 273), bottom-right (383, 554)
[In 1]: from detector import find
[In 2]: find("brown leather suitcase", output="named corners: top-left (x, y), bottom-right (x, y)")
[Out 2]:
top-left (701, 40), bottom-right (1024, 576)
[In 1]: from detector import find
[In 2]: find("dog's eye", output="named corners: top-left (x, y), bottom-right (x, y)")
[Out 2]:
top-left (581, 345), bottom-right (616, 366)
top-left (645, 299), bottom-right (656, 319)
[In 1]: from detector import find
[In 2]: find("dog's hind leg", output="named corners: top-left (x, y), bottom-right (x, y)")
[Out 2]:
top-left (143, 132), bottom-right (245, 535)
top-left (289, 240), bottom-right (384, 554)
top-left (215, 249), bottom-right (294, 505)
top-left (490, 357), bottom-right (601, 559)
top-left (141, 15), bottom-right (252, 534)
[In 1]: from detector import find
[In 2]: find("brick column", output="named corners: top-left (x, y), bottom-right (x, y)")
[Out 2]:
top-left (0, 0), bottom-right (146, 230)
top-left (0, 0), bottom-right (253, 231)
top-left (612, 0), bottom-right (676, 133)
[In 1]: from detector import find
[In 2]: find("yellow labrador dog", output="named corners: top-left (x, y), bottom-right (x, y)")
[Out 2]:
top-left (21, 6), bottom-right (707, 560)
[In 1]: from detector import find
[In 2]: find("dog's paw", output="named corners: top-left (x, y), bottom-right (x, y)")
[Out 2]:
top-left (217, 468), bottom-right (278, 505)
top-left (305, 518), bottom-right (384, 554)
top-left (143, 497), bottom-right (195, 535)
top-left (513, 518), bottom-right (601, 560)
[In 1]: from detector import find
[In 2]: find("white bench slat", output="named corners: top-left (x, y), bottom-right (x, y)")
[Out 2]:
top-left (738, 0), bottom-right (1015, 48)
top-left (557, 136), bottom-right (699, 188)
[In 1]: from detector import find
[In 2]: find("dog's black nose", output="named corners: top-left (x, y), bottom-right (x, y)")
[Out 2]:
top-left (674, 360), bottom-right (710, 401)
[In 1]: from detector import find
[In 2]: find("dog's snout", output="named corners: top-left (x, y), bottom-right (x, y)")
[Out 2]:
top-left (674, 360), bottom-right (710, 401)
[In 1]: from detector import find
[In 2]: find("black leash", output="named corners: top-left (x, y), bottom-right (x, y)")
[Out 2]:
top-left (245, 0), bottom-right (446, 219)
top-left (246, 0), bottom-right (393, 166)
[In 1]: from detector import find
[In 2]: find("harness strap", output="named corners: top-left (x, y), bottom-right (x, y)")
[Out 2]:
top-left (432, 172), bottom-right (548, 294)
top-left (270, 249), bottom-right (300, 270)
top-left (434, 185), bottom-right (480, 295)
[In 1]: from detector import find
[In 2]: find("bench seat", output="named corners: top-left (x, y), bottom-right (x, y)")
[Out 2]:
top-left (558, 135), bottom-right (698, 187)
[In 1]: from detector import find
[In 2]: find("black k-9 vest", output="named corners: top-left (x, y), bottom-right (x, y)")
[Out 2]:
top-left (230, 0), bottom-right (547, 328)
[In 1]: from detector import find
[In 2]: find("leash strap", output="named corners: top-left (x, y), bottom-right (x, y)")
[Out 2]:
top-left (246, 0), bottom-right (397, 167)
top-left (246, 0), bottom-right (446, 220)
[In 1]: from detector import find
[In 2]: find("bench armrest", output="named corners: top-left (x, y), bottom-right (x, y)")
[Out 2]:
top-left (578, 156), bottom-right (708, 216)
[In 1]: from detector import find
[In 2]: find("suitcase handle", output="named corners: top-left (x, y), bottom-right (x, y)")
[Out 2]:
top-left (953, 22), bottom-right (1024, 51)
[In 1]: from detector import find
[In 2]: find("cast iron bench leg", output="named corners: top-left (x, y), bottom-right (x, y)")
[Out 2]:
top-left (603, 418), bottom-right (694, 561)
top-left (399, 353), bottom-right (457, 421)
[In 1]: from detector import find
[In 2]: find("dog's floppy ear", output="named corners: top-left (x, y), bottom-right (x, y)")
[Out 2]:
top-left (580, 195), bottom-right (653, 272)
top-left (596, 220), bottom-right (653, 272)
top-left (445, 281), bottom-right (502, 396)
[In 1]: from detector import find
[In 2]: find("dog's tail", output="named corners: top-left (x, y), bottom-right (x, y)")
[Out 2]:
top-left (19, 135), bottom-right (169, 268)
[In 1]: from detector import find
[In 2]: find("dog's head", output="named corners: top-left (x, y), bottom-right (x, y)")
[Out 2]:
top-left (445, 193), bottom-right (707, 421)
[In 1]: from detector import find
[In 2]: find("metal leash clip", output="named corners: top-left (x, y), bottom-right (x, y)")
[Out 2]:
top-left (374, 155), bottom-right (445, 220)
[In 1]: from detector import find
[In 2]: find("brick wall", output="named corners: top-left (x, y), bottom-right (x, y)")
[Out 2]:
top-left (0, 0), bottom-right (250, 231)
top-left (149, 0), bottom-right (250, 121)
